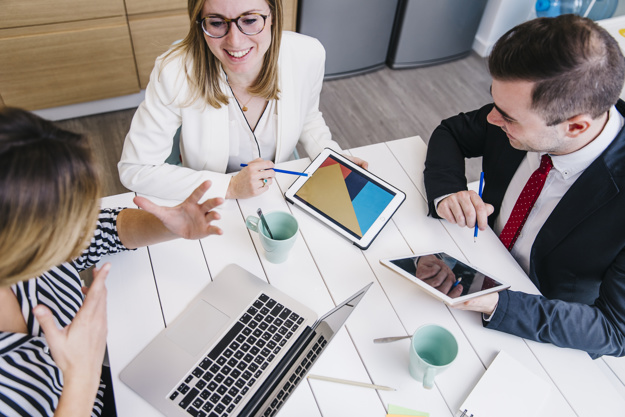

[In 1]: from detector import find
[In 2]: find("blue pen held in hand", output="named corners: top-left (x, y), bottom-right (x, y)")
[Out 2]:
top-left (240, 163), bottom-right (308, 177)
top-left (474, 172), bottom-right (485, 243)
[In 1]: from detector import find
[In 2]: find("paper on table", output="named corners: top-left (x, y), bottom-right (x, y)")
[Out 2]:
top-left (456, 350), bottom-right (551, 417)
top-left (387, 404), bottom-right (429, 416)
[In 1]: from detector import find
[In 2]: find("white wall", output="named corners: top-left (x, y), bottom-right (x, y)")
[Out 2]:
top-left (472, 0), bottom-right (536, 57)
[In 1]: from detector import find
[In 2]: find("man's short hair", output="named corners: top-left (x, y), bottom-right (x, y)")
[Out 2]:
top-left (488, 14), bottom-right (625, 125)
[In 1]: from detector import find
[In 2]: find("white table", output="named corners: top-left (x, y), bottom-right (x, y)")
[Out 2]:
top-left (101, 137), bottom-right (625, 417)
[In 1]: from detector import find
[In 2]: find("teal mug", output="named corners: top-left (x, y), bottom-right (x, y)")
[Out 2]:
top-left (245, 211), bottom-right (299, 264)
top-left (409, 324), bottom-right (458, 389)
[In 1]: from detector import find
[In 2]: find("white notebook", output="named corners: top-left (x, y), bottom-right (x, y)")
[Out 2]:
top-left (456, 350), bottom-right (552, 417)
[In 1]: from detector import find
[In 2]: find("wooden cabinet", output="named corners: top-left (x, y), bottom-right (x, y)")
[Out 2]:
top-left (0, 17), bottom-right (138, 110)
top-left (0, 0), bottom-right (298, 111)
top-left (0, 0), bottom-right (126, 29)
top-left (126, 7), bottom-right (190, 89)
top-left (125, 0), bottom-right (187, 15)
top-left (0, 0), bottom-right (138, 110)
top-left (284, 0), bottom-right (298, 32)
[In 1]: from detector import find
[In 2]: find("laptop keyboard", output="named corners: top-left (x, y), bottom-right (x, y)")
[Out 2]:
top-left (168, 293), bottom-right (305, 417)
top-left (261, 334), bottom-right (327, 417)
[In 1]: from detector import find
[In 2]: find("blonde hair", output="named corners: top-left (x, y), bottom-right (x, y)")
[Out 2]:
top-left (0, 107), bottom-right (101, 286)
top-left (162, 0), bottom-right (283, 108)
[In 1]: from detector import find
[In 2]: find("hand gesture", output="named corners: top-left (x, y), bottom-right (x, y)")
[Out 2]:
top-left (33, 263), bottom-right (110, 391)
top-left (226, 158), bottom-right (276, 199)
top-left (134, 181), bottom-right (224, 240)
top-left (437, 190), bottom-right (494, 230)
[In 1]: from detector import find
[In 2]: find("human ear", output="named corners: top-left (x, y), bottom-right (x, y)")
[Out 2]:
top-left (564, 114), bottom-right (593, 137)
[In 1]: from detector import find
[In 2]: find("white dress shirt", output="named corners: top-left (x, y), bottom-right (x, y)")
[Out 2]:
top-left (495, 106), bottom-right (624, 274)
top-left (226, 99), bottom-right (277, 173)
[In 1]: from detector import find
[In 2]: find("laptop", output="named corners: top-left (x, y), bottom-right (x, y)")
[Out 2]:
top-left (120, 264), bottom-right (372, 417)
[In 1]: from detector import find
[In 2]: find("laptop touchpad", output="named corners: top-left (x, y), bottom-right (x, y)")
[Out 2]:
top-left (165, 299), bottom-right (230, 357)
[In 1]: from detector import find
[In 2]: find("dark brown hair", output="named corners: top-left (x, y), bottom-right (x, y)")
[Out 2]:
top-left (488, 14), bottom-right (625, 125)
top-left (0, 107), bottom-right (101, 285)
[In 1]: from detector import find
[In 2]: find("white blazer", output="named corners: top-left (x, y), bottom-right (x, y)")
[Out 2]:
top-left (118, 31), bottom-right (340, 201)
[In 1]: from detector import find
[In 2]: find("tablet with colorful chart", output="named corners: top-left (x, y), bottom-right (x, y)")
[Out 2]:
top-left (285, 148), bottom-right (405, 249)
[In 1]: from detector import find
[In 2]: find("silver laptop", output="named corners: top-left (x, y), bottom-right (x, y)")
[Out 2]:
top-left (120, 264), bottom-right (372, 417)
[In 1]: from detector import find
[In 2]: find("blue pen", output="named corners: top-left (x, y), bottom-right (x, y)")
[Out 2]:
top-left (240, 163), bottom-right (308, 177)
top-left (474, 171), bottom-right (485, 243)
top-left (451, 277), bottom-right (463, 289)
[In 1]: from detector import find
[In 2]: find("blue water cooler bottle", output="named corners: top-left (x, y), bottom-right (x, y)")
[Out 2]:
top-left (535, 0), bottom-right (618, 18)
top-left (536, 0), bottom-right (561, 16)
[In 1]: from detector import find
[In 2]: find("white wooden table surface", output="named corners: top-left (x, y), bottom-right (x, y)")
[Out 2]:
top-left (101, 137), bottom-right (625, 417)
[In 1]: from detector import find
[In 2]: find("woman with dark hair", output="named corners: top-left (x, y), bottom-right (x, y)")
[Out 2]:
top-left (119, 0), bottom-right (367, 202)
top-left (0, 107), bottom-right (224, 416)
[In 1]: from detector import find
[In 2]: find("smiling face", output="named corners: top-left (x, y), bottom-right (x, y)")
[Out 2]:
top-left (201, 0), bottom-right (272, 82)
top-left (487, 79), bottom-right (571, 154)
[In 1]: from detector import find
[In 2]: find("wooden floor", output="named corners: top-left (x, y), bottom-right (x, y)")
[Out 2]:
top-left (55, 52), bottom-right (492, 197)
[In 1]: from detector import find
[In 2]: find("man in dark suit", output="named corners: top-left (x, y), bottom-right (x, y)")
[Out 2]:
top-left (424, 14), bottom-right (625, 358)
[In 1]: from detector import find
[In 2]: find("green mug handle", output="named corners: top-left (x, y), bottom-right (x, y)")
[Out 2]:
top-left (423, 367), bottom-right (436, 390)
top-left (245, 216), bottom-right (260, 233)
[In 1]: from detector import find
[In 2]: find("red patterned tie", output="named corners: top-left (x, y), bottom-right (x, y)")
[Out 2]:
top-left (499, 154), bottom-right (553, 251)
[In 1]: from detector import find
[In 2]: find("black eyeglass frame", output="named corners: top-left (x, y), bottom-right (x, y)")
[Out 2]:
top-left (196, 13), bottom-right (270, 38)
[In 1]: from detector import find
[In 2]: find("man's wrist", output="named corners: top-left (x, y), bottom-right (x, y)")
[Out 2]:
top-left (482, 302), bottom-right (499, 321)
top-left (434, 194), bottom-right (453, 216)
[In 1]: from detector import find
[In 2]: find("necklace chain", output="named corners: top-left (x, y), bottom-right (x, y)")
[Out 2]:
top-left (228, 80), bottom-right (253, 112)
top-left (233, 92), bottom-right (253, 112)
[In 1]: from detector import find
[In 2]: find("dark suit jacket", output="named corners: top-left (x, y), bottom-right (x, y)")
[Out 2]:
top-left (424, 101), bottom-right (625, 358)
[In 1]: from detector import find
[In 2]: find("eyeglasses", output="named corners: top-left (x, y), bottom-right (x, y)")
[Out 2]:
top-left (197, 13), bottom-right (269, 38)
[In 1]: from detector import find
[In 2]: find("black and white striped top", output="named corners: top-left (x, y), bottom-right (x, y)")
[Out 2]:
top-left (0, 209), bottom-right (129, 417)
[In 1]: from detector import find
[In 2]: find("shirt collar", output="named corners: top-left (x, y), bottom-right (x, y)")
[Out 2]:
top-left (547, 106), bottom-right (624, 179)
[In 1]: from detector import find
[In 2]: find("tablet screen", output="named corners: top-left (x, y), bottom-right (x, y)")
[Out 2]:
top-left (293, 154), bottom-right (396, 238)
top-left (387, 252), bottom-right (505, 300)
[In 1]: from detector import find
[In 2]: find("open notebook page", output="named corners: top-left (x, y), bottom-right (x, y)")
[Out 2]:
top-left (456, 350), bottom-right (551, 417)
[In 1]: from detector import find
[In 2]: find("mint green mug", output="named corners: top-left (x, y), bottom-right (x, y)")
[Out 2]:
top-left (409, 324), bottom-right (458, 389)
top-left (245, 211), bottom-right (299, 264)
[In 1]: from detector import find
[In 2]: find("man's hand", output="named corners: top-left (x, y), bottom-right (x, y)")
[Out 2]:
top-left (134, 180), bottom-right (224, 241)
top-left (437, 190), bottom-right (494, 230)
top-left (453, 292), bottom-right (499, 316)
top-left (415, 255), bottom-right (463, 298)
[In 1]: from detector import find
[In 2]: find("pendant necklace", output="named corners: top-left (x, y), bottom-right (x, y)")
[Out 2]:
top-left (239, 95), bottom-right (253, 112)
top-left (225, 72), bottom-right (253, 111)
top-left (232, 88), bottom-right (253, 112)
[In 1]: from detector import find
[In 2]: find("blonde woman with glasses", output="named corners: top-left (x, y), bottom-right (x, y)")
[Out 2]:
top-left (119, 0), bottom-right (367, 202)
top-left (0, 107), bottom-right (224, 416)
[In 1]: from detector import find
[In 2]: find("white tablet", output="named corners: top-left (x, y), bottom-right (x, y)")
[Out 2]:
top-left (380, 251), bottom-right (510, 306)
top-left (284, 148), bottom-right (405, 249)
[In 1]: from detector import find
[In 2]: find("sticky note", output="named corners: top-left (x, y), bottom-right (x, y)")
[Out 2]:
top-left (388, 404), bottom-right (429, 417)
top-left (386, 411), bottom-right (430, 417)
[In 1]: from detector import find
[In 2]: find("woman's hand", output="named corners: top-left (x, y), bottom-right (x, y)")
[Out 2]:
top-left (345, 155), bottom-right (369, 170)
top-left (34, 264), bottom-right (110, 416)
top-left (134, 180), bottom-right (224, 241)
top-left (226, 158), bottom-right (276, 199)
